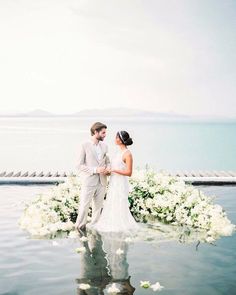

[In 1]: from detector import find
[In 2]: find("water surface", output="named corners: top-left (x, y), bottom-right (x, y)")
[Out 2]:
top-left (0, 118), bottom-right (236, 172)
top-left (0, 184), bottom-right (235, 294)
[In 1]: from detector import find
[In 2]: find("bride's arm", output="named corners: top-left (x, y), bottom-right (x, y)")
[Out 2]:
top-left (111, 153), bottom-right (133, 177)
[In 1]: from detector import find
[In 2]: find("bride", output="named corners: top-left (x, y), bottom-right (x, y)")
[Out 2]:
top-left (87, 130), bottom-right (139, 233)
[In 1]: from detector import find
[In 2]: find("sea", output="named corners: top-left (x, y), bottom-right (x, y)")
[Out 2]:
top-left (0, 117), bottom-right (235, 173)
top-left (0, 117), bottom-right (236, 294)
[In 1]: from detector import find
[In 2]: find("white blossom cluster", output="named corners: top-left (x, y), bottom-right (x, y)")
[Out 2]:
top-left (19, 177), bottom-right (81, 237)
top-left (129, 170), bottom-right (235, 241)
top-left (19, 170), bottom-right (235, 242)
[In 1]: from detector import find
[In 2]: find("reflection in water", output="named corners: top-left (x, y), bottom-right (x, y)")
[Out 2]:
top-left (76, 230), bottom-right (135, 295)
top-left (75, 221), bottom-right (221, 294)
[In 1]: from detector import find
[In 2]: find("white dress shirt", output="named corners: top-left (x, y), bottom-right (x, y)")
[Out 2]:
top-left (94, 142), bottom-right (102, 161)
top-left (92, 140), bottom-right (102, 174)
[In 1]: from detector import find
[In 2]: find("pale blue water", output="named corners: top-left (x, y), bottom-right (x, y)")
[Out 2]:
top-left (0, 118), bottom-right (236, 172)
top-left (0, 184), bottom-right (235, 294)
top-left (0, 118), bottom-right (236, 294)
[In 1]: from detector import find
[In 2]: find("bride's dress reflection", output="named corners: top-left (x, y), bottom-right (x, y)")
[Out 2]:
top-left (76, 230), bottom-right (135, 295)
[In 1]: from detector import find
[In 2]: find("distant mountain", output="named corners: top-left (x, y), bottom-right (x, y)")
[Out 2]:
top-left (23, 109), bottom-right (54, 117)
top-left (0, 108), bottom-right (234, 121)
top-left (71, 108), bottom-right (189, 119)
top-left (0, 108), bottom-right (189, 118)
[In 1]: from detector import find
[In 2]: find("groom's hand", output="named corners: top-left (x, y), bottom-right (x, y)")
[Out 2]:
top-left (96, 167), bottom-right (106, 174)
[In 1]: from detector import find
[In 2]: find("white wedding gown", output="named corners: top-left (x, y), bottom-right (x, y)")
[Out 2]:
top-left (88, 149), bottom-right (139, 233)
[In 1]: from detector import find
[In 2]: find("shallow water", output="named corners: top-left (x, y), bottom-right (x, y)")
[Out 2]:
top-left (0, 184), bottom-right (235, 295)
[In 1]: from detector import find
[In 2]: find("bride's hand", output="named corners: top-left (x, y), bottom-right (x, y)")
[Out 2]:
top-left (103, 168), bottom-right (111, 175)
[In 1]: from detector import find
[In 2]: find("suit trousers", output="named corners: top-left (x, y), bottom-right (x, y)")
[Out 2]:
top-left (75, 181), bottom-right (106, 228)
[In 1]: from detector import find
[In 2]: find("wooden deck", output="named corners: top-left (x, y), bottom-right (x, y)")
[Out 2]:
top-left (0, 170), bottom-right (236, 185)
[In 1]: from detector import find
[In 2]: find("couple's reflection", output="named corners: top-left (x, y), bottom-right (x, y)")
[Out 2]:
top-left (76, 230), bottom-right (135, 295)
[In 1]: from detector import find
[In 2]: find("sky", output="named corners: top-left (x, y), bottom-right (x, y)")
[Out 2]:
top-left (0, 0), bottom-right (235, 117)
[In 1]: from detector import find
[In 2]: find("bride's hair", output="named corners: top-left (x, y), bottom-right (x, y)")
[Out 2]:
top-left (117, 131), bottom-right (133, 146)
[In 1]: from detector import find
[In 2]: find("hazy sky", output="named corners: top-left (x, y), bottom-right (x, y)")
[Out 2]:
top-left (0, 0), bottom-right (235, 116)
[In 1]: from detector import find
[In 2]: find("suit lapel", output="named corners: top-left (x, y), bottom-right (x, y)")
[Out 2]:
top-left (100, 142), bottom-right (105, 159)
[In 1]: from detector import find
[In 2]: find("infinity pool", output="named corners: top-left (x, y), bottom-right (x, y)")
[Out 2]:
top-left (0, 185), bottom-right (235, 295)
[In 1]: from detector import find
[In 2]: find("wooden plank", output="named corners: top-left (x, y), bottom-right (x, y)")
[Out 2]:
top-left (29, 172), bottom-right (36, 177)
top-left (13, 171), bottom-right (21, 177)
top-left (212, 170), bottom-right (223, 177)
top-left (0, 170), bottom-right (236, 180)
top-left (218, 170), bottom-right (231, 177)
top-left (226, 172), bottom-right (233, 177)
top-left (175, 171), bottom-right (186, 177)
top-left (198, 170), bottom-right (205, 177)
top-left (205, 170), bottom-right (216, 177)
top-left (183, 171), bottom-right (193, 177)
top-left (5, 171), bottom-right (14, 177)
top-left (190, 170), bottom-right (201, 177)
top-left (228, 171), bottom-right (236, 177)
top-left (21, 171), bottom-right (29, 177)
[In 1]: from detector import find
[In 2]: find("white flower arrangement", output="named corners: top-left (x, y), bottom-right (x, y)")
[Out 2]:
top-left (68, 230), bottom-right (79, 239)
top-left (19, 177), bottom-right (81, 238)
top-left (18, 170), bottom-right (235, 243)
top-left (140, 280), bottom-right (164, 291)
top-left (115, 248), bottom-right (124, 255)
top-left (75, 246), bottom-right (86, 254)
top-left (140, 281), bottom-right (151, 288)
top-left (107, 283), bottom-right (120, 294)
top-left (129, 170), bottom-right (235, 242)
top-left (78, 283), bottom-right (91, 290)
top-left (80, 236), bottom-right (88, 242)
top-left (151, 282), bottom-right (164, 292)
top-left (124, 237), bottom-right (133, 243)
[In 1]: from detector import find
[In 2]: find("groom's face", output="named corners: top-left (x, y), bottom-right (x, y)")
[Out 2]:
top-left (95, 128), bottom-right (107, 141)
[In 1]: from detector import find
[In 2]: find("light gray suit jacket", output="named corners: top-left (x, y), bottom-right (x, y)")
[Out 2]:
top-left (77, 141), bottom-right (110, 187)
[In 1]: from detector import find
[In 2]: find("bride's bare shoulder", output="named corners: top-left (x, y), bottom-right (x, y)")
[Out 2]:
top-left (124, 149), bottom-right (132, 158)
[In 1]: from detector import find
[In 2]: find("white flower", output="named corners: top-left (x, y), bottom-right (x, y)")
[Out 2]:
top-left (75, 247), bottom-right (86, 253)
top-left (116, 248), bottom-right (124, 255)
top-left (68, 231), bottom-right (79, 239)
top-left (80, 236), bottom-right (88, 242)
top-left (206, 236), bottom-right (215, 243)
top-left (79, 283), bottom-right (91, 290)
top-left (124, 237), bottom-right (133, 243)
top-left (107, 283), bottom-right (120, 294)
top-left (151, 282), bottom-right (164, 291)
top-left (140, 281), bottom-right (151, 288)
top-left (166, 215), bottom-right (173, 221)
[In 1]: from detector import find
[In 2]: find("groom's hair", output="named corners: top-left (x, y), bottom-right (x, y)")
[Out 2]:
top-left (90, 122), bottom-right (107, 135)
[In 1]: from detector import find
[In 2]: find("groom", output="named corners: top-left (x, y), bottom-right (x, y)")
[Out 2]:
top-left (75, 122), bottom-right (111, 231)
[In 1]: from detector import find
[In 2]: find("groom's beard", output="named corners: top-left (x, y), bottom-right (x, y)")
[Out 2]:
top-left (97, 136), bottom-right (105, 141)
